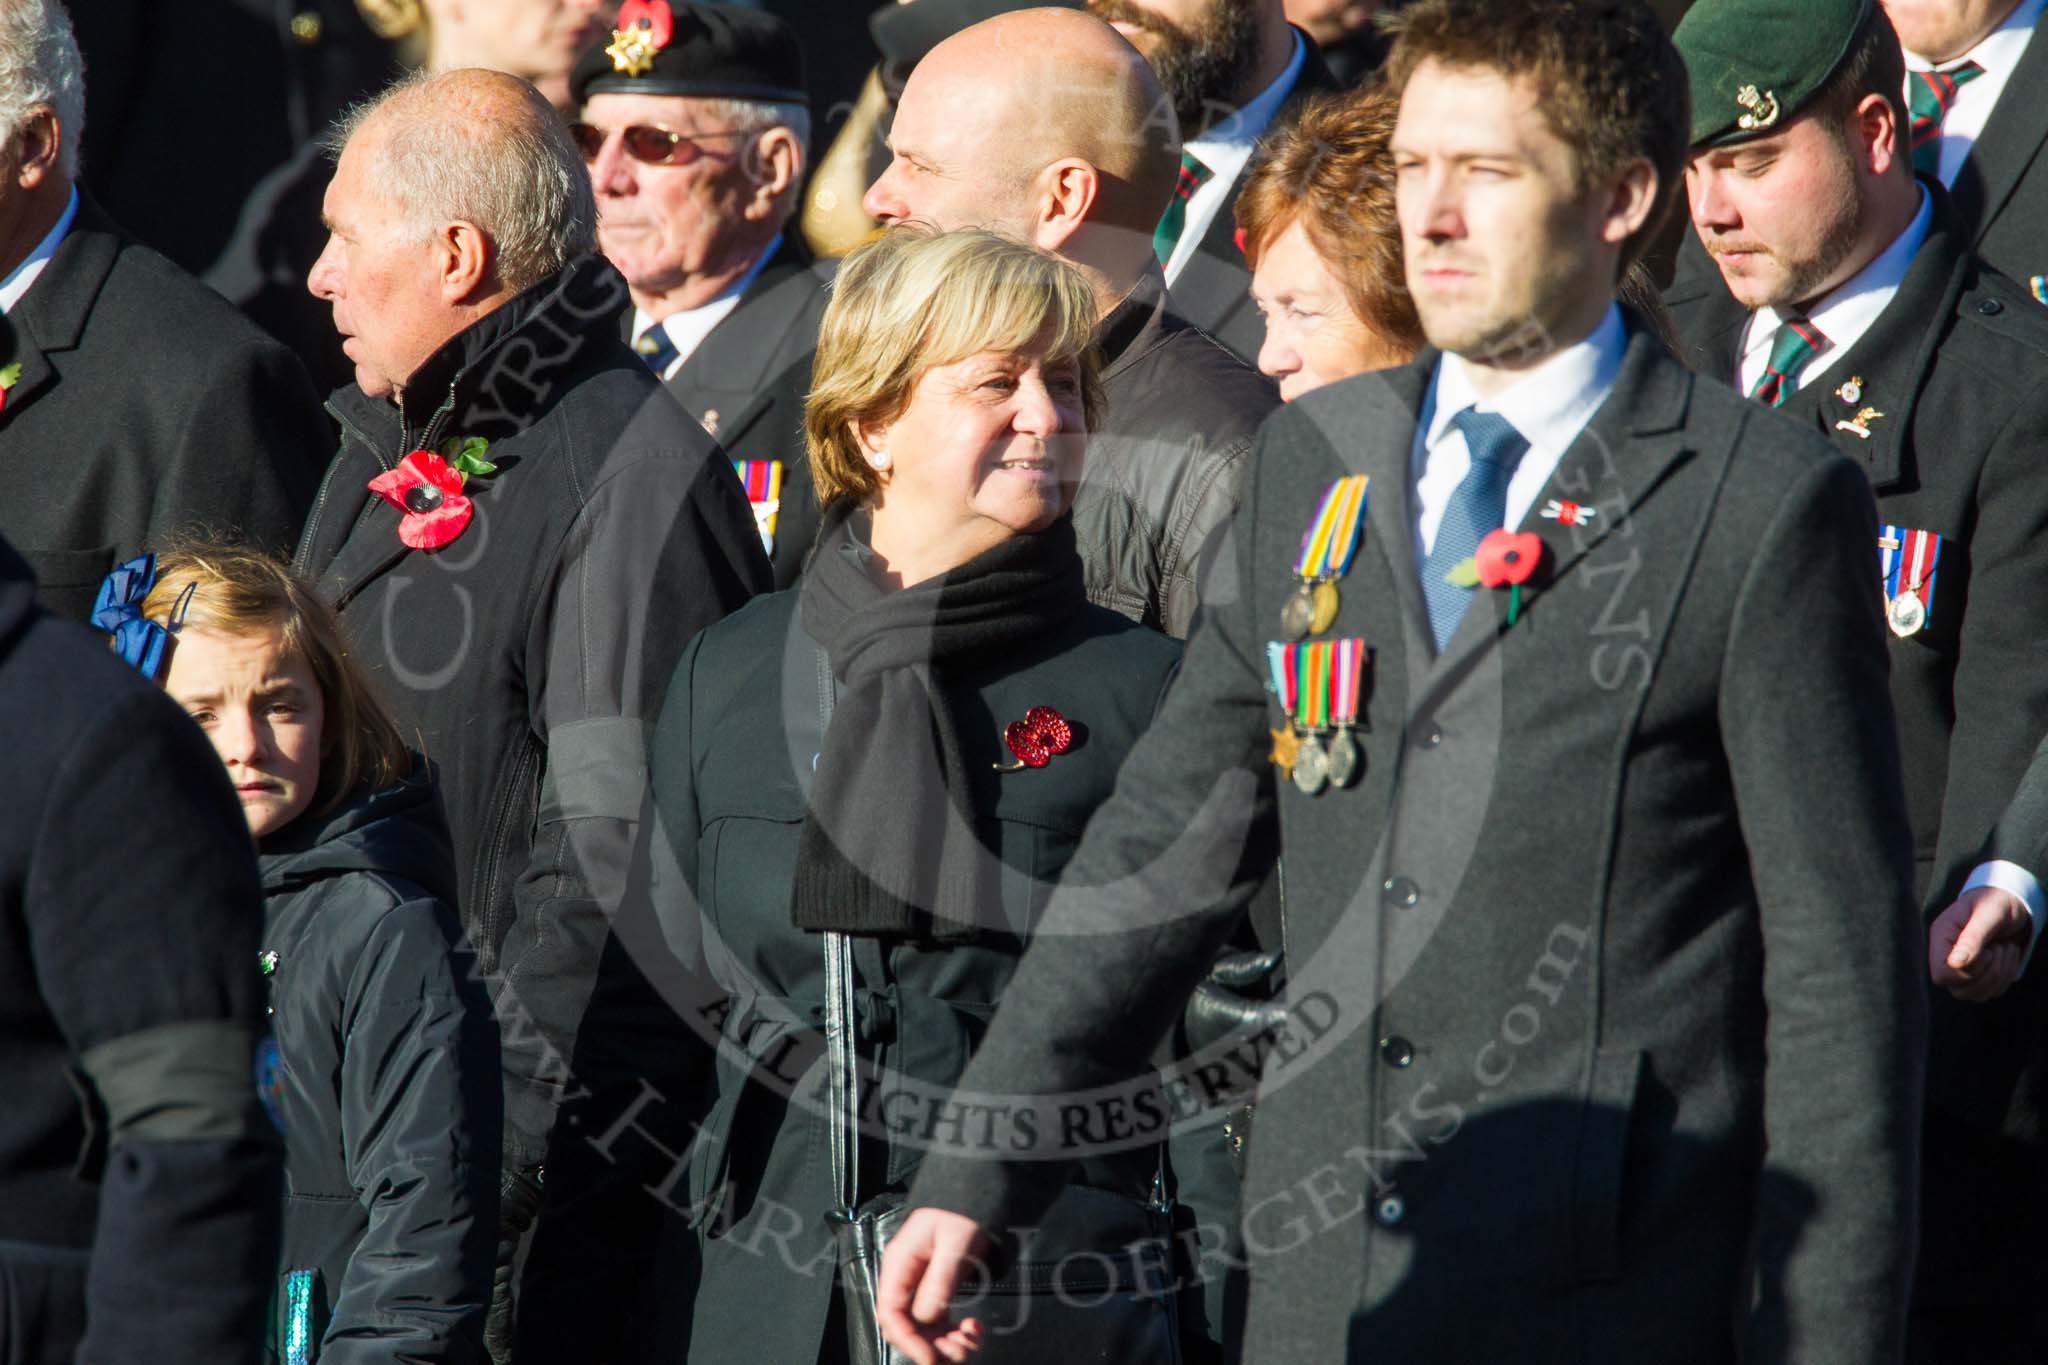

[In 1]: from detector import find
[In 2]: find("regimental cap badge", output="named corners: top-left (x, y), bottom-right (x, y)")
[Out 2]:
top-left (1735, 84), bottom-right (1780, 131)
top-left (606, 0), bottom-right (674, 76)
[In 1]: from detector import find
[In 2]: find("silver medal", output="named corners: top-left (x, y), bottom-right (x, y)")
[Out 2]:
top-left (1326, 728), bottom-right (1360, 788)
top-left (1888, 590), bottom-right (1926, 638)
top-left (1291, 734), bottom-right (1329, 796)
top-left (1280, 585), bottom-right (1316, 640)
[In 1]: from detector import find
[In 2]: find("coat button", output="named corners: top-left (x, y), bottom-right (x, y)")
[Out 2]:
top-left (1379, 1035), bottom-right (1414, 1068)
top-left (1374, 1193), bottom-right (1406, 1226)
top-left (1978, 298), bottom-right (2005, 316)
top-left (1382, 876), bottom-right (1419, 908)
top-left (1415, 723), bottom-right (1443, 749)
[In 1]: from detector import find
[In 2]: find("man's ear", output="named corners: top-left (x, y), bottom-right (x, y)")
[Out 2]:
top-left (436, 219), bottom-right (495, 304)
top-left (10, 106), bottom-right (61, 190)
top-left (1031, 159), bottom-right (1099, 254)
top-left (743, 128), bottom-right (803, 221)
top-left (1597, 154), bottom-right (1661, 248)
top-left (1855, 92), bottom-right (1906, 178)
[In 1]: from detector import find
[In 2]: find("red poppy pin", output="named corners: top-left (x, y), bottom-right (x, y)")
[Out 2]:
top-left (363, 438), bottom-right (484, 550)
top-left (995, 705), bottom-right (1073, 771)
top-left (1444, 529), bottom-right (1544, 625)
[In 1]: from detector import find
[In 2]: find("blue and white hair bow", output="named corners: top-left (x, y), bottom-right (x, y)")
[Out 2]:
top-left (90, 553), bottom-right (194, 679)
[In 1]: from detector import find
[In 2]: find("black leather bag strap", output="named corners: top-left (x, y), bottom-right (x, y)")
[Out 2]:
top-left (817, 646), bottom-right (863, 1218)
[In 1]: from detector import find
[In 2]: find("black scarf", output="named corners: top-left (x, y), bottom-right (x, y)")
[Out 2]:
top-left (789, 502), bottom-right (1087, 940)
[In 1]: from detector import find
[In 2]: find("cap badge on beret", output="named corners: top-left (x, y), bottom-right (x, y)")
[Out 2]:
top-left (606, 0), bottom-right (674, 77)
top-left (1735, 84), bottom-right (1781, 132)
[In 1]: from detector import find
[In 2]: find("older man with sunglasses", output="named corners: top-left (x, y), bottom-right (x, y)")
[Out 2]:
top-left (570, 1), bottom-right (831, 586)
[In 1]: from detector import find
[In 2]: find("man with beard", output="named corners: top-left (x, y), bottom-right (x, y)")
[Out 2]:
top-left (1661, 0), bottom-right (2048, 1354)
top-left (874, 0), bottom-right (1927, 1357)
top-left (1092, 0), bottom-right (1336, 362)
top-left (863, 5), bottom-right (1278, 639)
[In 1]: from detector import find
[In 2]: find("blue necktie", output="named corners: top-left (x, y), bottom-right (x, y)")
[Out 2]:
top-left (633, 323), bottom-right (680, 376)
top-left (1421, 407), bottom-right (1531, 653)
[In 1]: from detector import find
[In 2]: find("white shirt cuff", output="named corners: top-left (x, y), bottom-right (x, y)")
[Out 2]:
top-left (1962, 860), bottom-right (2045, 975)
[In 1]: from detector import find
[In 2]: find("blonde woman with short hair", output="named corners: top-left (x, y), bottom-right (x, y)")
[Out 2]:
top-left (518, 227), bottom-right (1207, 1364)
top-left (132, 541), bottom-right (500, 1364)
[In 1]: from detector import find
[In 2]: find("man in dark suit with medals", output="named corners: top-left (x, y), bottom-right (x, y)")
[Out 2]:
top-left (1088, 0), bottom-right (1337, 363)
top-left (1881, 0), bottom-right (2048, 296)
top-left (1663, 5), bottom-right (2048, 1352)
top-left (570, 2), bottom-right (830, 587)
top-left (873, 1), bottom-right (1926, 1361)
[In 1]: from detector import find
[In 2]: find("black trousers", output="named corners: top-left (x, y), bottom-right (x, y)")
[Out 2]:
top-left (0, 1239), bottom-right (89, 1365)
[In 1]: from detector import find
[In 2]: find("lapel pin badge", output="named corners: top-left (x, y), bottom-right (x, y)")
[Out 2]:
top-left (1836, 406), bottom-right (1883, 439)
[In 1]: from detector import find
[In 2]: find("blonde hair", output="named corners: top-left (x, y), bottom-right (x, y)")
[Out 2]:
top-left (140, 540), bottom-right (410, 815)
top-left (804, 226), bottom-right (1105, 506)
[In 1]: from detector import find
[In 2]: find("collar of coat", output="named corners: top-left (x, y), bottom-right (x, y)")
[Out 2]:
top-left (330, 251), bottom-right (632, 455)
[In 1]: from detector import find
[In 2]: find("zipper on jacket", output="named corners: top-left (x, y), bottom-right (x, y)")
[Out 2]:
top-left (402, 380), bottom-right (462, 462)
top-left (295, 403), bottom-right (391, 574)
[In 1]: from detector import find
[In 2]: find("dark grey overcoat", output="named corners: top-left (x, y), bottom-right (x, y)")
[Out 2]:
top-left (911, 317), bottom-right (1927, 1363)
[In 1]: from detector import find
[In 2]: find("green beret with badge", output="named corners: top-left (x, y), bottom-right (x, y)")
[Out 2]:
top-left (1672, 0), bottom-right (1874, 148)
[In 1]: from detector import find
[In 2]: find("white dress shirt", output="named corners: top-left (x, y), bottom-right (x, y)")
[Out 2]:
top-left (0, 185), bottom-right (77, 313)
top-left (1163, 31), bottom-right (1306, 285)
top-left (628, 233), bottom-right (781, 383)
top-left (1411, 304), bottom-right (1626, 567)
top-left (1737, 186), bottom-right (1930, 396)
top-left (1905, 0), bottom-right (2046, 189)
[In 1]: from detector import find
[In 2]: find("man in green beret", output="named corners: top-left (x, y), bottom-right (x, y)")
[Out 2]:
top-left (1665, 1), bottom-right (2048, 1356)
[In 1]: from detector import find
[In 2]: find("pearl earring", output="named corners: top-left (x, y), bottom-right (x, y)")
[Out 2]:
top-left (868, 449), bottom-right (891, 471)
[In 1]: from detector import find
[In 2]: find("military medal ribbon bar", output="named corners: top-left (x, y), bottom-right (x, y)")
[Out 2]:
top-left (1282, 474), bottom-right (1370, 639)
top-left (1878, 522), bottom-right (1940, 637)
top-left (1325, 637), bottom-right (1369, 788)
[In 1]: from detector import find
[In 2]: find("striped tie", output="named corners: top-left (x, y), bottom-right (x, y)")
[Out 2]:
top-left (1153, 150), bottom-right (1212, 267)
top-left (1907, 61), bottom-right (1984, 176)
top-left (1421, 407), bottom-right (1531, 653)
top-left (634, 323), bottom-right (680, 377)
top-left (1747, 316), bottom-right (1829, 408)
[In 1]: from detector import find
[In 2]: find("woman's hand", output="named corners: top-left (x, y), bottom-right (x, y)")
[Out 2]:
top-left (877, 1207), bottom-right (991, 1363)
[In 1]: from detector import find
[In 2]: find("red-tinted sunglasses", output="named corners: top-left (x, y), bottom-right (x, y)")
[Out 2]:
top-left (568, 121), bottom-right (749, 167)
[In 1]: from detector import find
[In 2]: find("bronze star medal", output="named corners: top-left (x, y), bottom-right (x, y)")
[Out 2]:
top-left (1269, 725), bottom-right (1301, 772)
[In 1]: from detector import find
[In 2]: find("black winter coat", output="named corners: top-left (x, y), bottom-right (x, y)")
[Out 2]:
top-left (520, 587), bottom-right (1205, 1365)
top-left (0, 194), bottom-right (329, 623)
top-left (295, 254), bottom-right (771, 1166)
top-left (0, 534), bottom-right (279, 1365)
top-left (258, 770), bottom-right (500, 1364)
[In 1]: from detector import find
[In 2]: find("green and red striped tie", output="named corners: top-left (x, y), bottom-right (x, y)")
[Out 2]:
top-left (1153, 150), bottom-right (1212, 267)
top-left (1908, 62), bottom-right (1984, 176)
top-left (1748, 315), bottom-right (1829, 407)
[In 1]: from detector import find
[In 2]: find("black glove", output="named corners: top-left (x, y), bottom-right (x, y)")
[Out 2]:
top-left (485, 1165), bottom-right (544, 1364)
top-left (1180, 950), bottom-right (1288, 1064)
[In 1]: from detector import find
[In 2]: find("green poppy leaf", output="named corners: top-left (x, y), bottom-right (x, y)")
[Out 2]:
top-left (1443, 557), bottom-right (1480, 588)
top-left (0, 361), bottom-right (21, 388)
